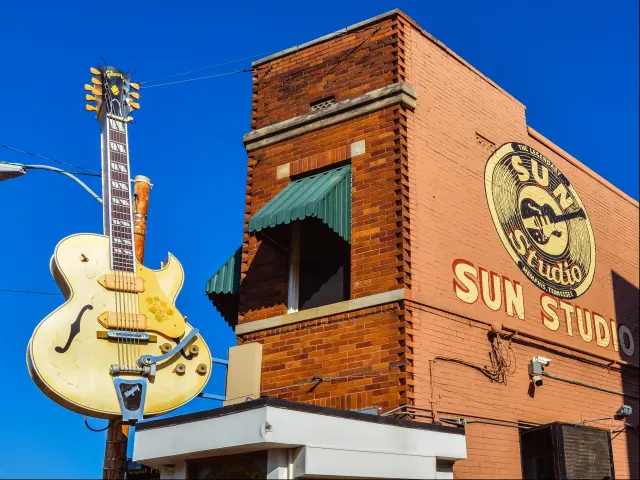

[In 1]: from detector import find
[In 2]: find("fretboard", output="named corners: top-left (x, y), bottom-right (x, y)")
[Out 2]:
top-left (101, 116), bottom-right (136, 273)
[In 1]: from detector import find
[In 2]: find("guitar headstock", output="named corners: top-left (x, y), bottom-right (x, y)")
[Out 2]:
top-left (85, 66), bottom-right (140, 121)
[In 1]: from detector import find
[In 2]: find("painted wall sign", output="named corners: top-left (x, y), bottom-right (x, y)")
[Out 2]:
top-left (484, 143), bottom-right (596, 299)
top-left (452, 258), bottom-right (635, 358)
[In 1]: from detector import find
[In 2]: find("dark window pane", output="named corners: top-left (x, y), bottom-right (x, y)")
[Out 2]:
top-left (298, 219), bottom-right (350, 310)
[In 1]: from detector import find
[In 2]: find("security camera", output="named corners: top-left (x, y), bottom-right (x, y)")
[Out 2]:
top-left (615, 405), bottom-right (633, 420)
top-left (528, 359), bottom-right (545, 387)
top-left (531, 375), bottom-right (543, 387)
top-left (533, 356), bottom-right (551, 366)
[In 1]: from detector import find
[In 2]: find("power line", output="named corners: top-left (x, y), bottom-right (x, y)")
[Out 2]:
top-left (141, 69), bottom-right (252, 89)
top-left (0, 143), bottom-right (99, 175)
top-left (139, 23), bottom-right (383, 87)
top-left (1, 161), bottom-right (101, 178)
top-left (139, 52), bottom-right (274, 85)
top-left (0, 288), bottom-right (62, 296)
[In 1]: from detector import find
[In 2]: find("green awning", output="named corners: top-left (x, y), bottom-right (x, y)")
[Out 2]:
top-left (205, 247), bottom-right (241, 295)
top-left (248, 165), bottom-right (351, 243)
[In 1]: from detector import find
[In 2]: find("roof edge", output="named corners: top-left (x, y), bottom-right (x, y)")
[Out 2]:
top-left (136, 396), bottom-right (465, 435)
top-left (527, 126), bottom-right (639, 208)
top-left (251, 9), bottom-right (524, 109)
top-left (252, 9), bottom-right (404, 67)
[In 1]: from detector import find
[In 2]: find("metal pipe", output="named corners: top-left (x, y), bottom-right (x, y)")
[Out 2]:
top-left (441, 417), bottom-right (531, 429)
top-left (542, 371), bottom-right (640, 399)
top-left (382, 404), bottom-right (433, 417)
top-left (22, 164), bottom-right (103, 204)
top-left (398, 411), bottom-right (532, 430)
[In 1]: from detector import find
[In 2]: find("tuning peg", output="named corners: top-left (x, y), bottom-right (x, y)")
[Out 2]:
top-left (130, 82), bottom-right (140, 91)
top-left (91, 77), bottom-right (102, 86)
top-left (86, 104), bottom-right (97, 112)
top-left (90, 67), bottom-right (101, 75)
top-left (129, 100), bottom-right (140, 110)
top-left (129, 91), bottom-right (140, 100)
top-left (84, 84), bottom-right (101, 94)
top-left (85, 94), bottom-right (97, 102)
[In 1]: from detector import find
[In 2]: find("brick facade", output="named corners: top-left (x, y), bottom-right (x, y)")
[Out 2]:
top-left (250, 18), bottom-right (399, 129)
top-left (228, 9), bottom-right (639, 479)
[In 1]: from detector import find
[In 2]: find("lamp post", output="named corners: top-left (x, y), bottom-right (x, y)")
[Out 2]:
top-left (0, 161), bottom-right (103, 204)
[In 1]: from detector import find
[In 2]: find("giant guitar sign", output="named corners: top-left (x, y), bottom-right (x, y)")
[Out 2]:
top-left (27, 66), bottom-right (212, 421)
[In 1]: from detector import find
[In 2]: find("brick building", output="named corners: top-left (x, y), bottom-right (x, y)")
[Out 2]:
top-left (134, 9), bottom-right (639, 479)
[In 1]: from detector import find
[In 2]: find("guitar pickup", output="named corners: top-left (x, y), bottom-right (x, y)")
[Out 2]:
top-left (98, 312), bottom-right (147, 330)
top-left (97, 330), bottom-right (157, 342)
top-left (98, 274), bottom-right (145, 293)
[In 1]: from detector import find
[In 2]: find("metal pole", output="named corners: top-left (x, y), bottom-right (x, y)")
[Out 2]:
top-left (102, 175), bottom-right (152, 480)
top-left (4, 162), bottom-right (104, 204)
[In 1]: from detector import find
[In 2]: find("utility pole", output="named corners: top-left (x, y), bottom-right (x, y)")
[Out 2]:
top-left (102, 175), bottom-right (152, 480)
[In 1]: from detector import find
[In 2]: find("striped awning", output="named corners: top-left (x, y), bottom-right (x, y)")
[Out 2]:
top-left (205, 247), bottom-right (241, 295)
top-left (248, 165), bottom-right (351, 243)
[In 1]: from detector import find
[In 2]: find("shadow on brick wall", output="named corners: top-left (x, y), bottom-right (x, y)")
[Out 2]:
top-left (239, 233), bottom-right (289, 317)
top-left (612, 270), bottom-right (639, 479)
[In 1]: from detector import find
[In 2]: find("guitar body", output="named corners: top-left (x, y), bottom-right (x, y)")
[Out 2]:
top-left (27, 233), bottom-right (211, 418)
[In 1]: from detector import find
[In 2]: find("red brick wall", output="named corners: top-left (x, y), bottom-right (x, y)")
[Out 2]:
top-left (238, 302), bottom-right (410, 410)
top-left (233, 9), bottom-right (638, 478)
top-left (250, 18), bottom-right (399, 130)
top-left (239, 106), bottom-right (407, 322)
top-left (237, 14), bottom-right (415, 414)
top-left (410, 304), bottom-right (639, 478)
top-left (403, 13), bottom-right (639, 479)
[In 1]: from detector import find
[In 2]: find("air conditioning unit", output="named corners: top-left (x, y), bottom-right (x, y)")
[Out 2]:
top-left (520, 422), bottom-right (615, 479)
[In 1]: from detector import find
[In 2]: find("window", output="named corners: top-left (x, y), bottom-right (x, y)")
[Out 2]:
top-left (520, 422), bottom-right (614, 480)
top-left (288, 219), bottom-right (350, 312)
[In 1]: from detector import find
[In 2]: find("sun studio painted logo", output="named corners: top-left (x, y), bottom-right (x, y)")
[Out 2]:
top-left (485, 143), bottom-right (595, 299)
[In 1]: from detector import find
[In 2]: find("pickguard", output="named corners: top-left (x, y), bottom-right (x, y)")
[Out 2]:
top-left (55, 304), bottom-right (93, 354)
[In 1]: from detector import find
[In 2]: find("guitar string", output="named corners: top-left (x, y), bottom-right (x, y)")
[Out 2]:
top-left (116, 125), bottom-right (129, 370)
top-left (116, 119), bottom-right (132, 370)
top-left (122, 133), bottom-right (135, 371)
top-left (109, 119), bottom-right (124, 371)
top-left (128, 128), bottom-right (141, 369)
top-left (124, 120), bottom-right (138, 371)
top-left (127, 123), bottom-right (140, 369)
top-left (124, 121), bottom-right (135, 370)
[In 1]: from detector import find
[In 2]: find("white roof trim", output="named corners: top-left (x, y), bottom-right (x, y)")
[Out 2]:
top-left (133, 401), bottom-right (467, 474)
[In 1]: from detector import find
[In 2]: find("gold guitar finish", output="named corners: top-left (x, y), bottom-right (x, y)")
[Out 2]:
top-left (27, 233), bottom-right (212, 418)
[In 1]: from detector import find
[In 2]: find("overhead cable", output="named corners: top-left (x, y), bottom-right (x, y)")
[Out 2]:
top-left (0, 143), bottom-right (99, 175)
top-left (139, 52), bottom-right (274, 85)
top-left (0, 288), bottom-right (62, 296)
top-left (141, 69), bottom-right (252, 89)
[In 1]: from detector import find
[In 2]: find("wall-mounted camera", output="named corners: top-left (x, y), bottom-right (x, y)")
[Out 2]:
top-left (529, 356), bottom-right (551, 387)
top-left (532, 356), bottom-right (551, 366)
top-left (615, 405), bottom-right (633, 420)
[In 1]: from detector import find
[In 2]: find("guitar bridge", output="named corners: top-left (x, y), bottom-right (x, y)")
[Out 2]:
top-left (97, 330), bottom-right (157, 342)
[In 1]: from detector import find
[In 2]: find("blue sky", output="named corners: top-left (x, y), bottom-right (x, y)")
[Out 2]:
top-left (0, 1), bottom-right (637, 477)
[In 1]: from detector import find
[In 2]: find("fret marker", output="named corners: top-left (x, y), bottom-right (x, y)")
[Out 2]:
top-left (111, 180), bottom-right (129, 190)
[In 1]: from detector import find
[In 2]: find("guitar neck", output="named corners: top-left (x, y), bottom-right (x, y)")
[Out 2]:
top-left (101, 116), bottom-right (136, 273)
top-left (557, 210), bottom-right (585, 223)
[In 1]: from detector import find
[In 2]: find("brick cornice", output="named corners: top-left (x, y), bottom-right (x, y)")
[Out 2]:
top-left (243, 83), bottom-right (417, 152)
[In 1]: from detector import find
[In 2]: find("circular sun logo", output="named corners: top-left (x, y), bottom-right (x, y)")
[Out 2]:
top-left (484, 143), bottom-right (595, 299)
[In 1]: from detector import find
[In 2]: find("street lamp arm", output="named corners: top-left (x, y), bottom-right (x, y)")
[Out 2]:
top-left (18, 163), bottom-right (103, 205)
